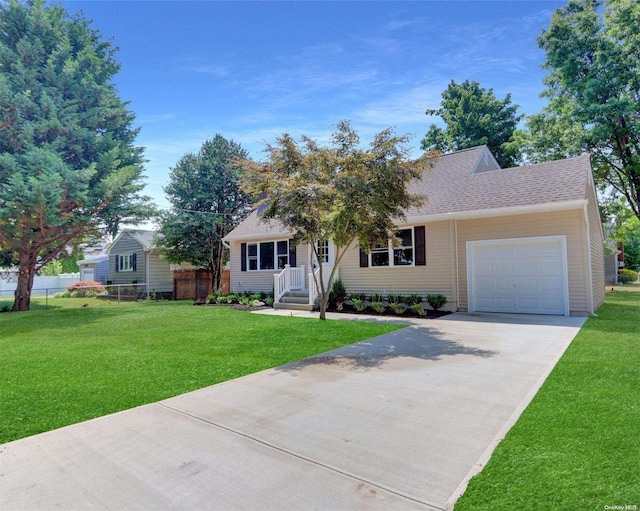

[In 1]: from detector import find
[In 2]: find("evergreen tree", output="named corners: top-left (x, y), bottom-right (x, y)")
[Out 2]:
top-left (0, 0), bottom-right (154, 311)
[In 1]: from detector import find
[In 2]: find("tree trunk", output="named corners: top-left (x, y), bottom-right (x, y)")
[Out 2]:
top-left (12, 249), bottom-right (37, 312)
top-left (319, 294), bottom-right (328, 320)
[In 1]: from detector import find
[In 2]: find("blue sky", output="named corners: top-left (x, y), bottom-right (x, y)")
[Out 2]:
top-left (66, 0), bottom-right (567, 210)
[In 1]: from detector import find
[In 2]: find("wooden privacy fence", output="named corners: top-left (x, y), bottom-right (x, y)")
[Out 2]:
top-left (173, 269), bottom-right (230, 301)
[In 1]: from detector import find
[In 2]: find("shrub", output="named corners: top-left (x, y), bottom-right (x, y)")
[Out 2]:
top-left (351, 298), bottom-right (367, 312)
top-left (386, 293), bottom-right (402, 305)
top-left (368, 292), bottom-right (385, 303)
top-left (67, 281), bottom-right (105, 297)
top-left (426, 294), bottom-right (447, 311)
top-left (330, 278), bottom-right (348, 304)
top-left (238, 296), bottom-right (252, 309)
top-left (390, 302), bottom-right (407, 314)
top-left (370, 301), bottom-right (386, 314)
top-left (348, 292), bottom-right (366, 302)
top-left (225, 294), bottom-right (237, 304)
top-left (0, 304), bottom-right (10, 313)
top-left (618, 268), bottom-right (639, 284)
top-left (407, 294), bottom-right (423, 306)
top-left (410, 302), bottom-right (426, 317)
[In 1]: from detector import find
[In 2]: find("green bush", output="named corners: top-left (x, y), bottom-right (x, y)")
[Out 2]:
top-left (368, 292), bottom-right (385, 303)
top-left (426, 294), bottom-right (447, 311)
top-left (348, 292), bottom-right (366, 302)
top-left (351, 298), bottom-right (367, 312)
top-left (386, 293), bottom-right (402, 305)
top-left (370, 301), bottom-right (386, 314)
top-left (407, 294), bottom-right (423, 306)
top-left (618, 268), bottom-right (638, 284)
top-left (330, 278), bottom-right (348, 304)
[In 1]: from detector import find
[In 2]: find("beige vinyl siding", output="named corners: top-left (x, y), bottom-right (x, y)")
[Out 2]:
top-left (456, 210), bottom-right (589, 314)
top-left (337, 222), bottom-right (457, 310)
top-left (229, 240), bottom-right (307, 294)
top-left (109, 233), bottom-right (145, 285)
top-left (147, 252), bottom-right (174, 293)
top-left (586, 182), bottom-right (605, 310)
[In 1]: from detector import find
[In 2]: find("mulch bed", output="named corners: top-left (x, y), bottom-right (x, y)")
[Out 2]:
top-left (325, 305), bottom-right (451, 319)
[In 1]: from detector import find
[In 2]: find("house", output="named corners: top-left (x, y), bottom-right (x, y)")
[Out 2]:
top-left (77, 242), bottom-right (110, 284)
top-left (107, 230), bottom-right (177, 297)
top-left (223, 146), bottom-right (605, 316)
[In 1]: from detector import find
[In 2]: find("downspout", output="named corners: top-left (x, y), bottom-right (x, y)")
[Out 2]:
top-left (583, 204), bottom-right (596, 316)
top-left (146, 252), bottom-right (150, 297)
top-left (454, 219), bottom-right (460, 312)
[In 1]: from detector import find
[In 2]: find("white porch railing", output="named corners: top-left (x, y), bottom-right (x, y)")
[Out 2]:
top-left (274, 265), bottom-right (305, 303)
top-left (308, 265), bottom-right (334, 306)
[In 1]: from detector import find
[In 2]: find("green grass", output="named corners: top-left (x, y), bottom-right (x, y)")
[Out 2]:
top-left (0, 298), bottom-right (402, 444)
top-left (455, 289), bottom-right (640, 510)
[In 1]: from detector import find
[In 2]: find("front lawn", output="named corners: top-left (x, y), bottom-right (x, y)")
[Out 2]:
top-left (455, 288), bottom-right (640, 510)
top-left (0, 298), bottom-right (402, 444)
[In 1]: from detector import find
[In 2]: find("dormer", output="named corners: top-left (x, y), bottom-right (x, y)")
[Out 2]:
top-left (471, 147), bottom-right (501, 174)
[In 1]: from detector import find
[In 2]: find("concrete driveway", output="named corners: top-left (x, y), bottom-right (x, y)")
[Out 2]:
top-left (0, 312), bottom-right (586, 511)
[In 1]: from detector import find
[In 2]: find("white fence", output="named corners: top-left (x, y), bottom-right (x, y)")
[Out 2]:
top-left (0, 273), bottom-right (80, 297)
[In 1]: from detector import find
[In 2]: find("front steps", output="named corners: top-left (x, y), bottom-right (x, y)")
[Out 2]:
top-left (274, 290), bottom-right (315, 311)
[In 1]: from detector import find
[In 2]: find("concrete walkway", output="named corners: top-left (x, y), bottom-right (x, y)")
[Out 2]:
top-left (0, 312), bottom-right (586, 510)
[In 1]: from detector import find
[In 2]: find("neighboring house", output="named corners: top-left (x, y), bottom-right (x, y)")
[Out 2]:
top-left (107, 230), bottom-right (178, 296)
top-left (77, 242), bottom-right (110, 284)
top-left (603, 226), bottom-right (623, 285)
top-left (224, 146), bottom-right (606, 317)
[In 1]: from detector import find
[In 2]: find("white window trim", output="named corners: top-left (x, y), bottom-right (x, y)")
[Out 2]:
top-left (369, 228), bottom-right (415, 268)
top-left (119, 254), bottom-right (134, 272)
top-left (247, 239), bottom-right (289, 271)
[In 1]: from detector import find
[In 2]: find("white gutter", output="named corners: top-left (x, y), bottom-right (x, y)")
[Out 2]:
top-left (407, 200), bottom-right (587, 225)
top-left (223, 231), bottom-right (293, 242)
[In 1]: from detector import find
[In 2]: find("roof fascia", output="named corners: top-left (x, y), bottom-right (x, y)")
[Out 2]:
top-left (406, 199), bottom-right (588, 225)
top-left (223, 231), bottom-right (293, 242)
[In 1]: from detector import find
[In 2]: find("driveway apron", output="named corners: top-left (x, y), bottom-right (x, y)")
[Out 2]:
top-left (0, 312), bottom-right (586, 510)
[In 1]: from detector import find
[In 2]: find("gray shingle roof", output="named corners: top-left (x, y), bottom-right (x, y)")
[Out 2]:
top-left (406, 147), bottom-right (591, 219)
top-left (225, 146), bottom-right (592, 240)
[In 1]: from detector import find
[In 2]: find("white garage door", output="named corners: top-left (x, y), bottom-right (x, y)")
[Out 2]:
top-left (467, 236), bottom-right (569, 316)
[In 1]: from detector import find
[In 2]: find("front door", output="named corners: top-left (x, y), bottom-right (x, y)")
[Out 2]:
top-left (310, 240), bottom-right (335, 292)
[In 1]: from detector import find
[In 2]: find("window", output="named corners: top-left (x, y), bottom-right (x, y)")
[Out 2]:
top-left (246, 240), bottom-right (289, 271)
top-left (117, 254), bottom-right (135, 272)
top-left (316, 240), bottom-right (329, 264)
top-left (370, 228), bottom-right (414, 267)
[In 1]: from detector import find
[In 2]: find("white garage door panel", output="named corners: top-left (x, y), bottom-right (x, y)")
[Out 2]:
top-left (468, 237), bottom-right (569, 316)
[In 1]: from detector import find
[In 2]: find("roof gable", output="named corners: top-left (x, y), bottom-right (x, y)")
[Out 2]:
top-left (108, 230), bottom-right (158, 253)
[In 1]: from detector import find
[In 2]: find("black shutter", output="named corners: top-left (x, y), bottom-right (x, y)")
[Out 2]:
top-left (289, 240), bottom-right (296, 267)
top-left (414, 226), bottom-right (426, 266)
top-left (241, 243), bottom-right (247, 272)
top-left (115, 255), bottom-right (119, 272)
top-left (132, 253), bottom-right (137, 272)
top-left (359, 248), bottom-right (369, 268)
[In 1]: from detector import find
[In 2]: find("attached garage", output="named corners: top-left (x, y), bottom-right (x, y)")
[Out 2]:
top-left (467, 236), bottom-right (570, 316)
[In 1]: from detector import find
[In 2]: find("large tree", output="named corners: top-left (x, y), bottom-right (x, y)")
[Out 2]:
top-left (240, 121), bottom-right (436, 320)
top-left (0, 0), bottom-right (153, 311)
top-left (157, 135), bottom-right (252, 292)
top-left (536, 0), bottom-right (640, 219)
top-left (421, 79), bottom-right (522, 168)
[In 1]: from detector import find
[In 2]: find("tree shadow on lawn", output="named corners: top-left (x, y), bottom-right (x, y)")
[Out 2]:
top-left (276, 325), bottom-right (498, 372)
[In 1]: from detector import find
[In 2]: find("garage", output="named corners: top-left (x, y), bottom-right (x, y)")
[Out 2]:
top-left (467, 236), bottom-right (570, 316)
